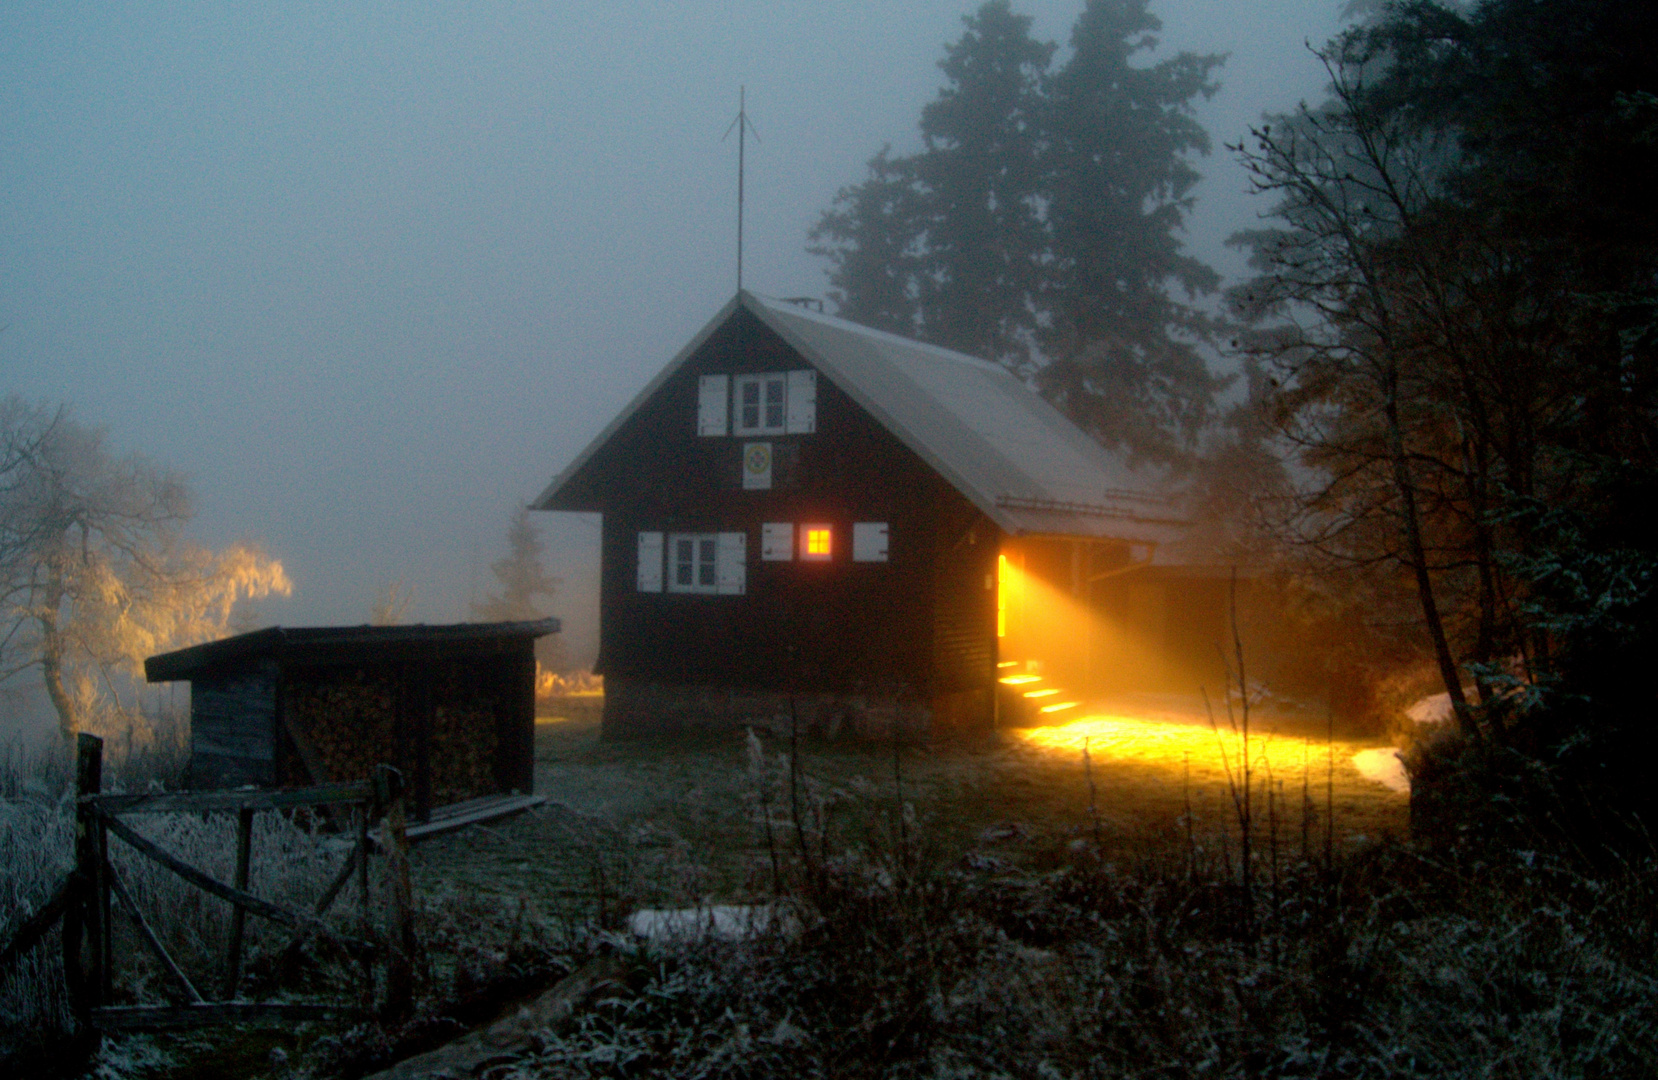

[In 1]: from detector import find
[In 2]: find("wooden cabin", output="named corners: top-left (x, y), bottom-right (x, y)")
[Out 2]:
top-left (144, 619), bottom-right (556, 819)
top-left (534, 291), bottom-right (1236, 740)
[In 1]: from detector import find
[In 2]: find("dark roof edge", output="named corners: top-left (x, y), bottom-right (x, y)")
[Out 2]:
top-left (531, 293), bottom-right (745, 511)
top-left (741, 295), bottom-right (1026, 535)
top-left (145, 618), bottom-right (560, 683)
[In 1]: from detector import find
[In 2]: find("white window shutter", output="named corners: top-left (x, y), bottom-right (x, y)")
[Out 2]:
top-left (853, 522), bottom-right (889, 562)
top-left (715, 532), bottom-right (747, 594)
top-left (636, 532), bottom-right (664, 592)
top-left (785, 370), bottom-right (816, 434)
top-left (697, 375), bottom-right (729, 436)
top-left (761, 522), bottom-right (794, 561)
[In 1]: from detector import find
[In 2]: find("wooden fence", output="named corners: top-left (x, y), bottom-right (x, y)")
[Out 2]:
top-left (0, 733), bottom-right (421, 1033)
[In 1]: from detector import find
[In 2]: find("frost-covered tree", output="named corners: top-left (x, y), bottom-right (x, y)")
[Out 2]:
top-left (0, 396), bottom-right (292, 744)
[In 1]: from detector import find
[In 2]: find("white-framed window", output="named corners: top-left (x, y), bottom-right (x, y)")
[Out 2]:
top-left (734, 374), bottom-right (788, 435)
top-left (667, 532), bottom-right (746, 595)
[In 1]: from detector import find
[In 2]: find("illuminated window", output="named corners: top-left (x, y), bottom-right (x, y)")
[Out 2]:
top-left (801, 524), bottom-right (832, 562)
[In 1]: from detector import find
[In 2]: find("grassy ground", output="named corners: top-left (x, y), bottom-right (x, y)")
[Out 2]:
top-left (10, 708), bottom-right (1413, 1078)
top-left (409, 706), bottom-right (1410, 919)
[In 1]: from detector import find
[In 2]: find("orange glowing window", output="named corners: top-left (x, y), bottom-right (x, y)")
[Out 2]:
top-left (801, 524), bottom-right (832, 562)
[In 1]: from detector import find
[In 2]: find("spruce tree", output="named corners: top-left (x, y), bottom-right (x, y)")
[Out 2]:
top-left (811, 0), bottom-right (1223, 463)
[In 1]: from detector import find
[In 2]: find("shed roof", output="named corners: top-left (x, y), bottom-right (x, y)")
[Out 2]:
top-left (145, 618), bottom-right (559, 682)
top-left (534, 291), bottom-right (1187, 544)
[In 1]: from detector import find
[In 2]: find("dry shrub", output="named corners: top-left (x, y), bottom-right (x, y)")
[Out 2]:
top-left (499, 838), bottom-right (1658, 1079)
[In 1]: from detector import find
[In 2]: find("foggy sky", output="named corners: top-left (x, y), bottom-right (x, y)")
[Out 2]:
top-left (1, 1), bottom-right (1342, 673)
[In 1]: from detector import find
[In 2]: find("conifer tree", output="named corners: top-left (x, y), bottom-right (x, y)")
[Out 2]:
top-left (811, 0), bottom-right (1223, 463)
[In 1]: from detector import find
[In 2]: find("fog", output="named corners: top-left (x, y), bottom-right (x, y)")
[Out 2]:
top-left (1, 1), bottom-right (1341, 670)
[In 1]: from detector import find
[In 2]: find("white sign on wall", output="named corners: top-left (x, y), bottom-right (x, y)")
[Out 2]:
top-left (742, 442), bottom-right (773, 490)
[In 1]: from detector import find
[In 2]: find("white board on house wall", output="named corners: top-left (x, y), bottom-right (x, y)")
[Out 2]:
top-left (698, 375), bottom-right (729, 436)
top-left (637, 532), bottom-right (664, 592)
top-left (853, 522), bottom-right (889, 562)
top-left (715, 532), bottom-right (747, 594)
top-left (786, 370), bottom-right (816, 434)
top-left (761, 523), bottom-right (794, 560)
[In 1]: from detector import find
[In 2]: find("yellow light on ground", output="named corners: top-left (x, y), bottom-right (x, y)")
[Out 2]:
top-left (999, 674), bottom-right (1043, 685)
top-left (1023, 688), bottom-right (1060, 699)
top-left (1039, 701), bottom-right (1081, 713)
top-left (1015, 713), bottom-right (1409, 794)
top-left (997, 661), bottom-right (1019, 669)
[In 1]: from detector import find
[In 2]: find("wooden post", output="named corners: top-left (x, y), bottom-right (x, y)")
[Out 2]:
top-left (381, 785), bottom-right (416, 1023)
top-left (74, 734), bottom-right (104, 1017)
top-left (223, 807), bottom-right (255, 999)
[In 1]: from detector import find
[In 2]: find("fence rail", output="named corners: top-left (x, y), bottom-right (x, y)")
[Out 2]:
top-left (0, 733), bottom-right (418, 1034)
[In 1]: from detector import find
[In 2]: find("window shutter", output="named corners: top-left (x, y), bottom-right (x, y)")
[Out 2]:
top-left (697, 375), bottom-right (729, 436)
top-left (853, 522), bottom-right (889, 562)
top-left (785, 370), bottom-right (816, 434)
top-left (715, 532), bottom-right (747, 594)
top-left (637, 532), bottom-right (664, 592)
top-left (761, 523), bottom-right (794, 561)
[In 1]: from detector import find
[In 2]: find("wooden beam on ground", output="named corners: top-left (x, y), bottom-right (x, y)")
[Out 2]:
top-left (91, 1002), bottom-right (366, 1031)
top-left (87, 780), bottom-right (372, 817)
top-left (400, 794), bottom-right (546, 844)
top-left (106, 860), bottom-right (203, 1004)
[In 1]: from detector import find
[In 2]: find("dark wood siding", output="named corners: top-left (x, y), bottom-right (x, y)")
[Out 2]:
top-left (179, 631), bottom-right (540, 811)
top-left (582, 308), bottom-right (990, 701)
top-left (931, 511), bottom-right (1000, 695)
top-left (189, 661), bottom-right (279, 788)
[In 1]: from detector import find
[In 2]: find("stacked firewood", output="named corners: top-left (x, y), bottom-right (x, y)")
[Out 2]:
top-left (285, 667), bottom-right (403, 783)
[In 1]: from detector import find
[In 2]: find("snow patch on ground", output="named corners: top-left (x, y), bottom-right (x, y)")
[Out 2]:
top-left (1351, 748), bottom-right (1411, 793)
top-left (1406, 693), bottom-right (1454, 726)
top-left (629, 903), bottom-right (796, 943)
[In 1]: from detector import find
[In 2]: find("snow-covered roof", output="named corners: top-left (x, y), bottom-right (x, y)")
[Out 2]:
top-left (535, 291), bottom-right (1187, 544)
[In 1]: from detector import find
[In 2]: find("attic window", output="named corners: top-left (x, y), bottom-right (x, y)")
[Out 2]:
top-left (734, 374), bottom-right (787, 434)
top-left (729, 370), bottom-right (816, 436)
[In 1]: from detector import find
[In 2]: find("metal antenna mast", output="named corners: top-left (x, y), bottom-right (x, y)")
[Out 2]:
top-left (722, 86), bottom-right (760, 291)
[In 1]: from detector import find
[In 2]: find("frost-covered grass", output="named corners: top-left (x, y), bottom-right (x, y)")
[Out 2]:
top-left (0, 749), bottom-right (77, 1050)
top-left (407, 717), bottom-right (1658, 1079)
top-left (0, 731), bottom-right (353, 1073)
top-left (495, 843), bottom-right (1658, 1079)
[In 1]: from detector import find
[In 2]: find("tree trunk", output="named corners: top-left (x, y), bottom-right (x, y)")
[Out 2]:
top-left (1384, 382), bottom-right (1476, 739)
top-left (40, 571), bottom-right (79, 746)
